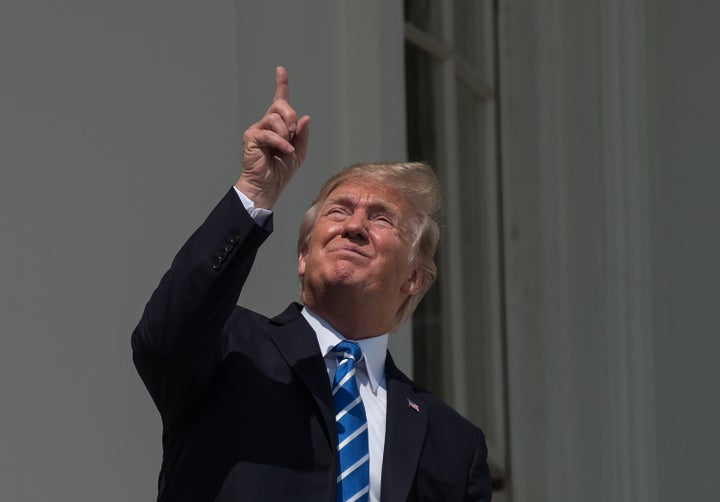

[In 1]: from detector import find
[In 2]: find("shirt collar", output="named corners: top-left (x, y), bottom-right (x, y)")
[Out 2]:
top-left (301, 306), bottom-right (387, 393)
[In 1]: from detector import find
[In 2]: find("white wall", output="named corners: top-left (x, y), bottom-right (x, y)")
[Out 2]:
top-left (0, 1), bottom-right (405, 500)
top-left (499, 0), bottom-right (720, 500)
top-left (1, 2), bottom-right (241, 499)
top-left (500, 1), bottom-right (616, 498)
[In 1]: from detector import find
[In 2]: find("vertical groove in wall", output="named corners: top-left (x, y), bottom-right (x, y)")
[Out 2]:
top-left (492, 0), bottom-right (512, 496)
top-left (599, 0), bottom-right (658, 500)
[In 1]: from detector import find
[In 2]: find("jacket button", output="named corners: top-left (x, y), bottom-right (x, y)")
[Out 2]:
top-left (230, 234), bottom-right (240, 244)
top-left (218, 251), bottom-right (227, 261)
top-left (224, 243), bottom-right (234, 253)
top-left (212, 260), bottom-right (221, 270)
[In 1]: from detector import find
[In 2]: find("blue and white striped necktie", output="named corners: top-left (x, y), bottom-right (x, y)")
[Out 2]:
top-left (331, 341), bottom-right (370, 502)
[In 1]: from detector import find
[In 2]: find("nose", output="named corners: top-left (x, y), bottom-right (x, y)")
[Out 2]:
top-left (341, 211), bottom-right (368, 240)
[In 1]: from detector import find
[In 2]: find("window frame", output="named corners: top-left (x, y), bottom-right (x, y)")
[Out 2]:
top-left (404, 0), bottom-right (508, 486)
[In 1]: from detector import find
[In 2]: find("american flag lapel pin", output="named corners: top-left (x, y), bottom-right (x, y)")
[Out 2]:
top-left (407, 397), bottom-right (420, 413)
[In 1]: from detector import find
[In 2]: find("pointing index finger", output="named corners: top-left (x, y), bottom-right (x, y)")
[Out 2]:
top-left (273, 66), bottom-right (289, 103)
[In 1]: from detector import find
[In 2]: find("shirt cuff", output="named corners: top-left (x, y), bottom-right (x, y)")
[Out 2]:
top-left (233, 186), bottom-right (272, 226)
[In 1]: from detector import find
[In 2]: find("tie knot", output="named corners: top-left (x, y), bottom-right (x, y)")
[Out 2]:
top-left (332, 341), bottom-right (363, 364)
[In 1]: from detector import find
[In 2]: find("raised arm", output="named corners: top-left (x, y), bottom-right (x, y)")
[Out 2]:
top-left (236, 66), bottom-right (310, 209)
top-left (132, 67), bottom-right (309, 423)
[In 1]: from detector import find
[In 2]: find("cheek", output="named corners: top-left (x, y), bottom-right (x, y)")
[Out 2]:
top-left (375, 232), bottom-right (410, 258)
top-left (309, 223), bottom-right (340, 249)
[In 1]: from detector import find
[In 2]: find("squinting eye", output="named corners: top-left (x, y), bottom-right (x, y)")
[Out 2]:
top-left (374, 215), bottom-right (394, 226)
top-left (325, 207), bottom-right (347, 219)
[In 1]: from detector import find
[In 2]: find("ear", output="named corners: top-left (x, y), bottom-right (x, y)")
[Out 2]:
top-left (401, 268), bottom-right (423, 296)
top-left (298, 252), bottom-right (307, 277)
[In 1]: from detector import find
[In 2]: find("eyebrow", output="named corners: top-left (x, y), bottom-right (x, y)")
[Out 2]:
top-left (325, 194), bottom-right (398, 214)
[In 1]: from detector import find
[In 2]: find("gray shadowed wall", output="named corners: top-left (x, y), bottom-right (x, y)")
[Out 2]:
top-left (0, 1), bottom-right (406, 500)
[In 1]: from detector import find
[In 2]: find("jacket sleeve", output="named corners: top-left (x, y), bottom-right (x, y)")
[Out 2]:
top-left (131, 188), bottom-right (272, 427)
top-left (466, 429), bottom-right (493, 501)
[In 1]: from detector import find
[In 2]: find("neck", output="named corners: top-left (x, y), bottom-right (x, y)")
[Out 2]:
top-left (303, 288), bottom-right (396, 340)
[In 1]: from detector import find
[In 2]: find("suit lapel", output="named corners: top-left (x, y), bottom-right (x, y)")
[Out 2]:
top-left (269, 303), bottom-right (336, 449)
top-left (381, 355), bottom-right (428, 502)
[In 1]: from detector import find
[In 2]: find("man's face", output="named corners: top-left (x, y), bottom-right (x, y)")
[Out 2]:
top-left (298, 178), bottom-right (423, 311)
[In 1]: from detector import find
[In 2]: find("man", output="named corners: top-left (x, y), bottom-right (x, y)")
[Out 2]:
top-left (133, 67), bottom-right (492, 501)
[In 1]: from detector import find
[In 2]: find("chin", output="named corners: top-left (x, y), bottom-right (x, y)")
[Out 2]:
top-left (326, 260), bottom-right (364, 280)
top-left (324, 273), bottom-right (363, 288)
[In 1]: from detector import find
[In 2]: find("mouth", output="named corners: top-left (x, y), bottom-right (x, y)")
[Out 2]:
top-left (330, 246), bottom-right (370, 258)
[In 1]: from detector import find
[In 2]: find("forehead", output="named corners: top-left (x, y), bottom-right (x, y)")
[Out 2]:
top-left (324, 178), bottom-right (412, 210)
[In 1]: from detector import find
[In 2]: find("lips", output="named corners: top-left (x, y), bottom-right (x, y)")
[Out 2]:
top-left (329, 246), bottom-right (370, 258)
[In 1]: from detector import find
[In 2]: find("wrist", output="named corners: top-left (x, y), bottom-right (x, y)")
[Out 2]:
top-left (235, 177), bottom-right (277, 210)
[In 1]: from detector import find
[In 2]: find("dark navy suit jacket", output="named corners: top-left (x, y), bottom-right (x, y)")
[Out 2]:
top-left (132, 189), bottom-right (492, 501)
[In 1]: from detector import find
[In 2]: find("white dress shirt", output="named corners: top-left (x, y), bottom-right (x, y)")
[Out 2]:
top-left (302, 307), bottom-right (387, 502)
